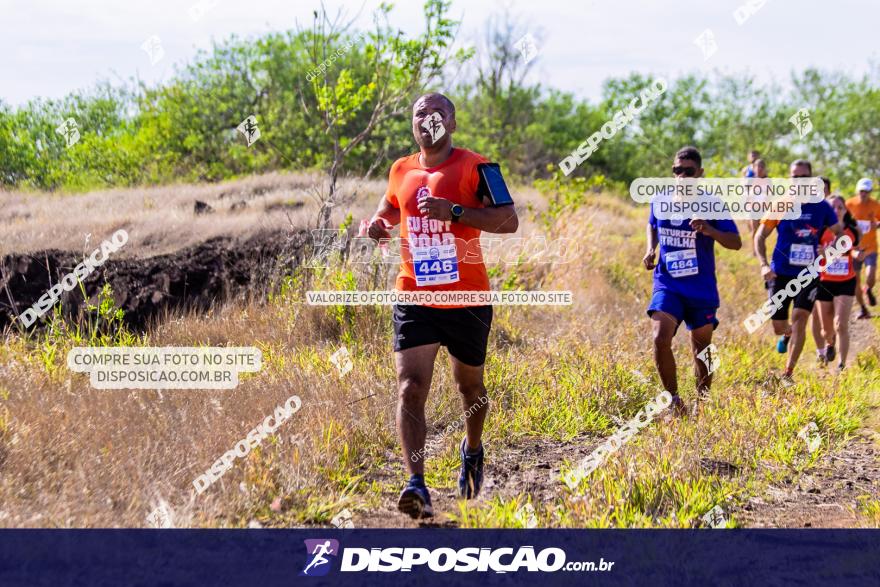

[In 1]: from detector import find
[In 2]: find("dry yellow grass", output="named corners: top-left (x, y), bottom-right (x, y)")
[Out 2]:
top-left (0, 171), bottom-right (377, 257)
top-left (0, 172), bottom-right (876, 529)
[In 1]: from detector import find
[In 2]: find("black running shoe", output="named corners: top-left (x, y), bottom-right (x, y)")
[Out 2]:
top-left (825, 345), bottom-right (836, 362)
top-left (458, 438), bottom-right (484, 499)
top-left (397, 477), bottom-right (433, 519)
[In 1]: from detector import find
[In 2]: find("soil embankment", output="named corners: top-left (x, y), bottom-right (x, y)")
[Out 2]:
top-left (0, 230), bottom-right (308, 330)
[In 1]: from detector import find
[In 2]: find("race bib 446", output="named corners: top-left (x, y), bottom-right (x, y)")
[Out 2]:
top-left (412, 243), bottom-right (460, 286)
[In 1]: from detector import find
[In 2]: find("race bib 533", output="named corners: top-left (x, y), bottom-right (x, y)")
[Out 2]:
top-left (789, 243), bottom-right (815, 267)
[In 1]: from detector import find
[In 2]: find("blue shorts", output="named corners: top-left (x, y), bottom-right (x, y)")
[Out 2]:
top-left (854, 252), bottom-right (877, 271)
top-left (647, 290), bottom-right (719, 331)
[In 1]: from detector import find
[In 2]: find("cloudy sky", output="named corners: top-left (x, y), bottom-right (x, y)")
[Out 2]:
top-left (2, 0), bottom-right (878, 106)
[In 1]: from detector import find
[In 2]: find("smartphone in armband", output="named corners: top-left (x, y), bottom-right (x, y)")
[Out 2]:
top-left (477, 163), bottom-right (515, 206)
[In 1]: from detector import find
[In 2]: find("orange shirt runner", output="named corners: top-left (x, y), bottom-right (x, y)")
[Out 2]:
top-left (845, 196), bottom-right (880, 254)
top-left (385, 148), bottom-right (490, 305)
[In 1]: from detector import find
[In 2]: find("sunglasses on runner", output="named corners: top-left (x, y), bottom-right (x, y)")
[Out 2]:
top-left (672, 166), bottom-right (697, 177)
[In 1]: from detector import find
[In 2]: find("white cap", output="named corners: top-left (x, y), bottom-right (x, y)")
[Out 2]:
top-left (857, 177), bottom-right (873, 192)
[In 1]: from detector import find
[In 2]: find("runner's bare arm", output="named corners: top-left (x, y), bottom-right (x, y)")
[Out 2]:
top-left (691, 219), bottom-right (742, 250)
top-left (367, 196), bottom-right (400, 241)
top-left (457, 204), bottom-right (518, 234)
top-left (754, 224), bottom-right (775, 279)
top-left (417, 196), bottom-right (518, 234)
top-left (852, 225), bottom-right (864, 260)
top-left (643, 224), bottom-right (658, 270)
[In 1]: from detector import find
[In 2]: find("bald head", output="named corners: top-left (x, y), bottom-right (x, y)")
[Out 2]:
top-left (414, 93), bottom-right (455, 116)
top-left (411, 92), bottom-right (457, 149)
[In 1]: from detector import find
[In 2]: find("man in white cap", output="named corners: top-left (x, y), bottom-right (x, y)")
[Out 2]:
top-left (846, 178), bottom-right (880, 319)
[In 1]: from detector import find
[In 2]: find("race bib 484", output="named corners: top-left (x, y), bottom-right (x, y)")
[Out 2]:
top-left (665, 249), bottom-right (698, 278)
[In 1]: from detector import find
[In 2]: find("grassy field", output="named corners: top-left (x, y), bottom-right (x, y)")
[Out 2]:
top-left (0, 172), bottom-right (877, 528)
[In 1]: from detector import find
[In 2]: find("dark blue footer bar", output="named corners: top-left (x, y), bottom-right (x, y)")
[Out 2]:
top-left (0, 529), bottom-right (878, 586)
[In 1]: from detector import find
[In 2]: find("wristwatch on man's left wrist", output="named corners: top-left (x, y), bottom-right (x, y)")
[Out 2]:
top-left (450, 203), bottom-right (464, 222)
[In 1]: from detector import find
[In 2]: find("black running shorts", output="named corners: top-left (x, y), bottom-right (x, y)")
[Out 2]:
top-left (765, 274), bottom-right (819, 321)
top-left (817, 278), bottom-right (857, 301)
top-left (392, 304), bottom-right (493, 367)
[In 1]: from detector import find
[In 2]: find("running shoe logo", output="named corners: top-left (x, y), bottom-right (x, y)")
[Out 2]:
top-left (300, 539), bottom-right (339, 577)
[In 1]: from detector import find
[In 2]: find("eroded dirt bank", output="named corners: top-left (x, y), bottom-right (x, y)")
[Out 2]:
top-left (0, 230), bottom-right (308, 331)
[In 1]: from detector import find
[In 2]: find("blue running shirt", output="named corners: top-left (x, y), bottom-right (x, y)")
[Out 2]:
top-left (649, 207), bottom-right (739, 305)
top-left (761, 200), bottom-right (838, 277)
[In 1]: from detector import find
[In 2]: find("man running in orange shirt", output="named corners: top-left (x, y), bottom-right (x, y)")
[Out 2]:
top-left (846, 178), bottom-right (879, 318)
top-left (367, 93), bottom-right (519, 518)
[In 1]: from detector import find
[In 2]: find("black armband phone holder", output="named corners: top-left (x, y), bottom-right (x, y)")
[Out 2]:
top-left (477, 163), bottom-right (515, 206)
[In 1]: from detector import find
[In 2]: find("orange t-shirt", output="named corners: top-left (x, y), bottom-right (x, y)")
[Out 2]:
top-left (385, 148), bottom-right (490, 303)
top-left (818, 227), bottom-right (856, 282)
top-left (845, 196), bottom-right (880, 253)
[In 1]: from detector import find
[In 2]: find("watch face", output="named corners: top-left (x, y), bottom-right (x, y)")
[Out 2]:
top-left (452, 204), bottom-right (463, 216)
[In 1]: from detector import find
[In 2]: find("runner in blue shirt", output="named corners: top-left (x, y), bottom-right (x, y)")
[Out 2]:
top-left (754, 160), bottom-right (842, 383)
top-left (643, 146), bottom-right (743, 416)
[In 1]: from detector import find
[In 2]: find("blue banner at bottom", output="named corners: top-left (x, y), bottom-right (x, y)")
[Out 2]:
top-left (0, 529), bottom-right (878, 586)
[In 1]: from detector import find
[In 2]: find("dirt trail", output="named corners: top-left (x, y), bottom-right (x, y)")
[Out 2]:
top-left (352, 436), bottom-right (591, 529)
top-left (733, 316), bottom-right (880, 528)
top-left (352, 317), bottom-right (879, 529)
top-left (733, 436), bottom-right (878, 527)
